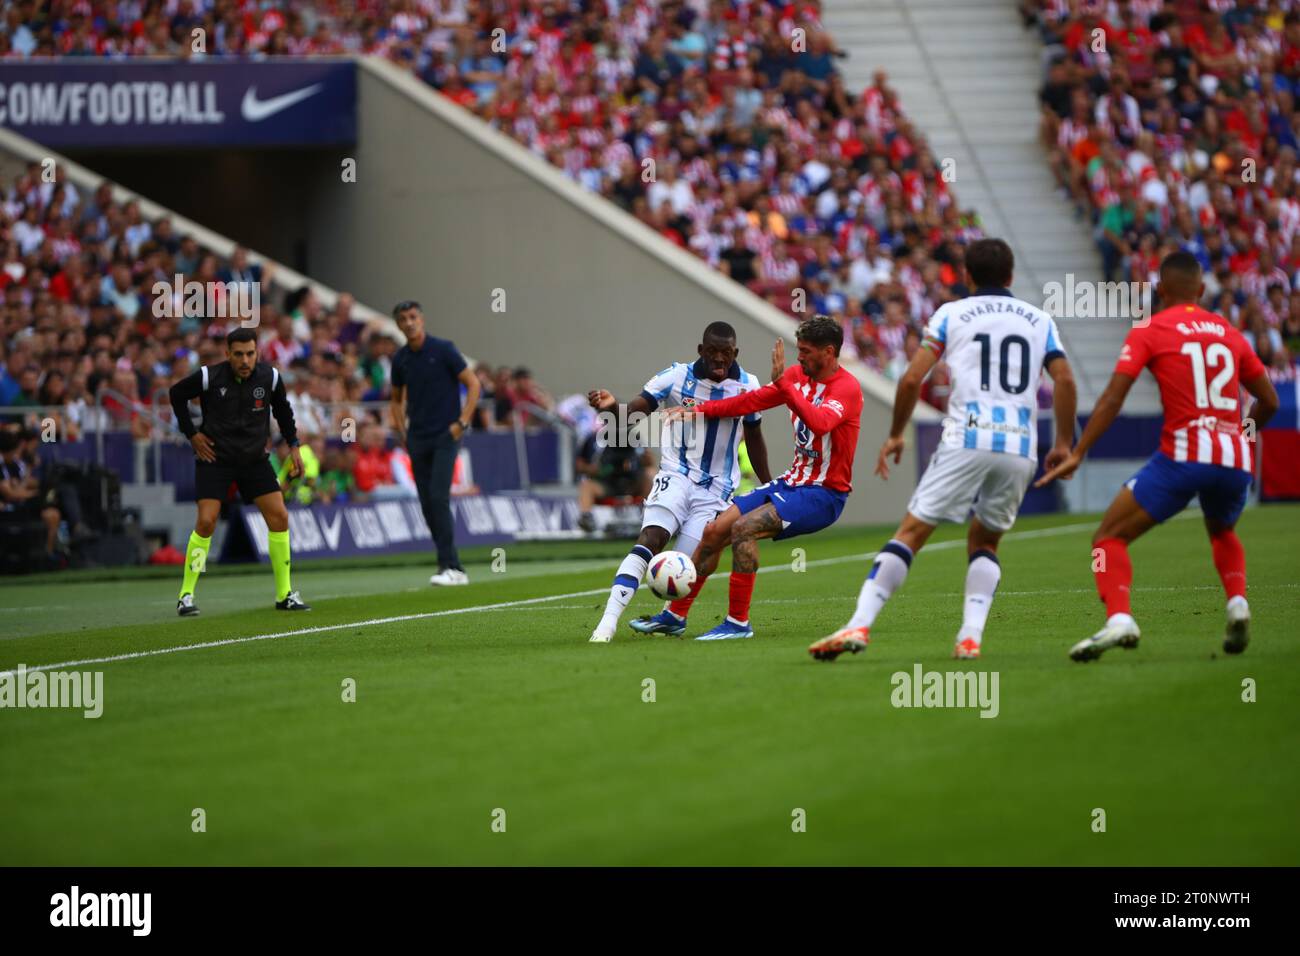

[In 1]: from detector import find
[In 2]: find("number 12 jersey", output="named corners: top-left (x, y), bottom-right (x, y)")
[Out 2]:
top-left (1114, 304), bottom-right (1265, 472)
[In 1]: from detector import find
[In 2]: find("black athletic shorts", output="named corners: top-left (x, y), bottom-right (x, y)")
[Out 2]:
top-left (195, 457), bottom-right (280, 504)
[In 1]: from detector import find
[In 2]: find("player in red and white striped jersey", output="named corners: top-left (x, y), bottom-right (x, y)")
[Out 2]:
top-left (1037, 253), bottom-right (1280, 661)
top-left (645, 317), bottom-right (863, 641)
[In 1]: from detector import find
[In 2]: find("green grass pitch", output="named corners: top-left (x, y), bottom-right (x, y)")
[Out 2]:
top-left (1, 505), bottom-right (1297, 865)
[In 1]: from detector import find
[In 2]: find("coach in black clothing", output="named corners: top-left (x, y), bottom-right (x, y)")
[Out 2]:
top-left (389, 301), bottom-right (481, 586)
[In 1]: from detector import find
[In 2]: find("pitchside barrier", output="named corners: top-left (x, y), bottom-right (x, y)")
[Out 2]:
top-left (32, 429), bottom-right (562, 499)
top-left (1259, 375), bottom-right (1300, 501)
top-left (228, 494), bottom-right (583, 561)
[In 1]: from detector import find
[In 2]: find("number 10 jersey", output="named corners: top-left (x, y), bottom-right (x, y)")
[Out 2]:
top-left (922, 289), bottom-right (1067, 461)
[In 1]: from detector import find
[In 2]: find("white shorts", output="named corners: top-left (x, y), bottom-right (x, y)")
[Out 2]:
top-left (908, 445), bottom-right (1036, 532)
top-left (642, 471), bottom-right (729, 554)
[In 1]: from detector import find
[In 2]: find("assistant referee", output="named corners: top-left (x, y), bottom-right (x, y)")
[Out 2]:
top-left (169, 327), bottom-right (311, 616)
top-left (389, 300), bottom-right (481, 586)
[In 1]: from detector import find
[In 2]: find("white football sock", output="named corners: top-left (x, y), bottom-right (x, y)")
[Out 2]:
top-left (847, 540), bottom-right (913, 630)
top-left (595, 545), bottom-right (652, 635)
top-left (960, 550), bottom-right (1002, 644)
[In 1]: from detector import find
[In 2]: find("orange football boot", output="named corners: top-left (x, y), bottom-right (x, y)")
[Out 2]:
top-left (808, 626), bottom-right (870, 661)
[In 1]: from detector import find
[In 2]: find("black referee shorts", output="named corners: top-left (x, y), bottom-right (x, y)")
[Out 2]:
top-left (195, 458), bottom-right (281, 504)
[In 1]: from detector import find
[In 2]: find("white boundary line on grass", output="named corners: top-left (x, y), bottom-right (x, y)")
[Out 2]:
top-left (1, 519), bottom-right (1104, 676)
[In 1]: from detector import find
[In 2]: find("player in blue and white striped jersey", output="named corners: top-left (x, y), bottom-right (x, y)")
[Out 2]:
top-left (640, 360), bottom-right (765, 501)
top-left (810, 239), bottom-right (1077, 663)
top-left (929, 284), bottom-right (1067, 461)
top-left (586, 322), bottom-right (771, 643)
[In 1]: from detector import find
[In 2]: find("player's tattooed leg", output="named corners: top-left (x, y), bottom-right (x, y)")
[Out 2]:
top-left (733, 537), bottom-right (760, 573)
top-left (730, 504), bottom-right (782, 574)
top-left (694, 507), bottom-right (740, 577)
top-left (693, 533), bottom-right (723, 577)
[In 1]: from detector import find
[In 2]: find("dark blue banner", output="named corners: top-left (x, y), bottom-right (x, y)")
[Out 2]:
top-left (35, 430), bottom-right (561, 501)
top-left (236, 494), bottom-right (582, 561)
top-left (0, 59), bottom-right (355, 148)
top-left (1262, 376), bottom-right (1298, 430)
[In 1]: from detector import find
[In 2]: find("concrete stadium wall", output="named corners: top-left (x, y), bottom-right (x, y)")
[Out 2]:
top-left (298, 57), bottom-right (938, 525)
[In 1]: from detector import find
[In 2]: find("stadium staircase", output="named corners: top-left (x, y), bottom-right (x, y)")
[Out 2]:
top-left (823, 0), bottom-right (1159, 413)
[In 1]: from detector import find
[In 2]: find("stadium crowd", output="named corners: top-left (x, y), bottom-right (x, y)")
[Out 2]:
top-left (1031, 0), bottom-right (1300, 372)
top-left (0, 0), bottom-right (979, 403)
top-left (0, 154), bottom-right (556, 549)
top-left (4, 0), bottom-right (1299, 567)
top-left (407, 0), bottom-right (975, 395)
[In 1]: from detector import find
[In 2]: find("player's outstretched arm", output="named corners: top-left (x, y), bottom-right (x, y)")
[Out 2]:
top-left (877, 345), bottom-right (939, 479)
top-left (743, 420), bottom-right (773, 484)
top-left (1043, 355), bottom-right (1078, 476)
top-left (588, 389), bottom-right (654, 418)
top-left (690, 380), bottom-right (788, 419)
top-left (1035, 372), bottom-right (1135, 487)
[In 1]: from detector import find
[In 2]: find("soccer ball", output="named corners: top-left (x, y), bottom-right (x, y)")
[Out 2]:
top-left (646, 550), bottom-right (697, 600)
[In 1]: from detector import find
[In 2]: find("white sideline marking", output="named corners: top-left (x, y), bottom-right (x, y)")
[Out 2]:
top-left (0, 589), bottom-right (615, 676)
top-left (2, 520), bottom-right (1103, 676)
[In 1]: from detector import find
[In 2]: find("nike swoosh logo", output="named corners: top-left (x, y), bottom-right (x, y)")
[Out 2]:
top-left (241, 84), bottom-right (323, 122)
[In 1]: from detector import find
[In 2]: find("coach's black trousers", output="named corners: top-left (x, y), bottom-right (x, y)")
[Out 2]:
top-left (409, 430), bottom-right (461, 571)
